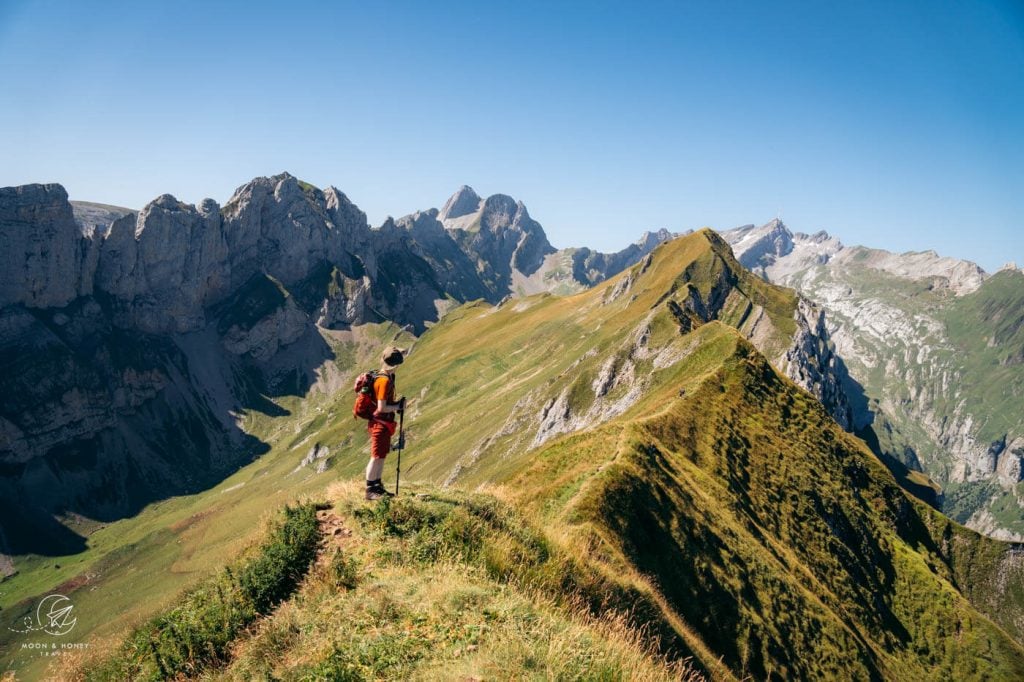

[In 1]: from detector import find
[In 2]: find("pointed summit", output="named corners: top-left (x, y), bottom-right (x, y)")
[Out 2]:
top-left (635, 228), bottom-right (674, 251)
top-left (439, 185), bottom-right (482, 221)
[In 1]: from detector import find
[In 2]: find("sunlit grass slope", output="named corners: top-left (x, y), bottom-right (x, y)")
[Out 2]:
top-left (6, 230), bottom-right (1024, 680)
top-left (327, 228), bottom-right (806, 487)
top-left (65, 484), bottom-right (704, 681)
top-left (505, 323), bottom-right (1024, 679)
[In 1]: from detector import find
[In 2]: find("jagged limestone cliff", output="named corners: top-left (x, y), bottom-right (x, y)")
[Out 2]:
top-left (724, 220), bottom-right (1024, 538)
top-left (0, 178), bottom-right (853, 575)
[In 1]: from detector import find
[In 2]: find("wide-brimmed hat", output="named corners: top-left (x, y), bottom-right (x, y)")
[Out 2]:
top-left (381, 346), bottom-right (405, 368)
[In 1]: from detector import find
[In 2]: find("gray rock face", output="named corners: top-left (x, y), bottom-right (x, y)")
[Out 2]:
top-left (723, 219), bottom-right (1024, 540)
top-left (71, 200), bottom-right (134, 238)
top-left (0, 184), bottom-right (85, 309)
top-left (106, 194), bottom-right (230, 333)
top-left (783, 298), bottom-right (853, 430)
top-left (223, 174), bottom-right (361, 290)
top-left (446, 193), bottom-right (557, 285)
top-left (223, 304), bottom-right (308, 362)
top-left (438, 185), bottom-right (481, 221)
top-left (0, 304), bottom-right (114, 463)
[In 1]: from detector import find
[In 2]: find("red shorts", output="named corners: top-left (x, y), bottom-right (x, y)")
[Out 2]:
top-left (369, 419), bottom-right (397, 459)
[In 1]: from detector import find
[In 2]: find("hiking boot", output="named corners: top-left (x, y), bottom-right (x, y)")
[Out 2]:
top-left (365, 481), bottom-right (393, 501)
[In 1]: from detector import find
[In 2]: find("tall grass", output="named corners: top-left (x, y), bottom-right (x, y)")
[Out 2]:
top-left (79, 504), bottom-right (319, 681)
top-left (214, 486), bottom-right (705, 681)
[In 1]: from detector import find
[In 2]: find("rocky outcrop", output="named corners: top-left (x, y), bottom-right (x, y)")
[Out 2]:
top-left (438, 185), bottom-right (481, 221)
top-left (569, 228), bottom-right (676, 287)
top-left (723, 219), bottom-right (1024, 540)
top-left (443, 193), bottom-right (557, 292)
top-left (294, 442), bottom-right (331, 473)
top-left (97, 195), bottom-right (230, 333)
top-left (0, 184), bottom-right (87, 309)
top-left (783, 298), bottom-right (853, 430)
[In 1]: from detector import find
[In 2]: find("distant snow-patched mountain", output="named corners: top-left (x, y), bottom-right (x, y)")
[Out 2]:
top-left (724, 220), bottom-right (1024, 540)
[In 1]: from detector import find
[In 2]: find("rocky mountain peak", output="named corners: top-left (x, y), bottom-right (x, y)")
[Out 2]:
top-left (475, 194), bottom-right (520, 230)
top-left (146, 193), bottom-right (190, 213)
top-left (794, 229), bottom-right (835, 244)
top-left (439, 185), bottom-right (482, 221)
top-left (724, 219), bottom-right (795, 273)
top-left (635, 228), bottom-right (674, 251)
top-left (0, 182), bottom-right (85, 309)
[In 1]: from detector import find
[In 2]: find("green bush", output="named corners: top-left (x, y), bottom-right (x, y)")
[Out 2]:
top-left (85, 504), bottom-right (320, 681)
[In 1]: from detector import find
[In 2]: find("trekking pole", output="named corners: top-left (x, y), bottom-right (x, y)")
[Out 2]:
top-left (395, 408), bottom-right (404, 496)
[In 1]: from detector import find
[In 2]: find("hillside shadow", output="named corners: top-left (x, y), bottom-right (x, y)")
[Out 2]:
top-left (0, 295), bottom-right (335, 558)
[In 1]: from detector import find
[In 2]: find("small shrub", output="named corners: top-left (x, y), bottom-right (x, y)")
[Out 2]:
top-left (329, 549), bottom-right (360, 590)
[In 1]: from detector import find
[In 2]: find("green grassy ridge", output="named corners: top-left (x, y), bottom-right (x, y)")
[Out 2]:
top-left (79, 503), bottom-right (320, 681)
top-left (354, 230), bottom-right (808, 488)
top-left (504, 324), bottom-right (1024, 680)
top-left (207, 486), bottom-right (705, 681)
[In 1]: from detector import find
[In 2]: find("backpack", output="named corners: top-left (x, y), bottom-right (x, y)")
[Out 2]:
top-left (353, 371), bottom-right (382, 420)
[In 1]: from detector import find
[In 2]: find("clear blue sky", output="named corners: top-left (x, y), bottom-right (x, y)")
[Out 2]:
top-left (1, 1), bottom-right (1021, 270)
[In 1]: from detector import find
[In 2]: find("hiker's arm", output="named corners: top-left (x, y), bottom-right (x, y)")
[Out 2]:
top-left (376, 396), bottom-right (406, 414)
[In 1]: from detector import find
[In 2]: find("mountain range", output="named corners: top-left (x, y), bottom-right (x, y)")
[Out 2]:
top-left (1, 173), bottom-right (1023, 679)
top-left (0, 174), bottom-right (846, 564)
top-left (722, 220), bottom-right (1024, 541)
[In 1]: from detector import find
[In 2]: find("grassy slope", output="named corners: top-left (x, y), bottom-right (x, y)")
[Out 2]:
top-left (206, 482), bottom-right (704, 681)
top-left (506, 324), bottom-right (1024, 679)
top-left (6, 231), bottom-right (1024, 679)
top-left (60, 482), bottom-right (703, 681)
top-left (944, 269), bottom-right (1024, 445)
top-left (0, 321), bottom-right (413, 680)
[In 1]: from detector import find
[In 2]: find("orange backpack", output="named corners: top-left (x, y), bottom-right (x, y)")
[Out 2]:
top-left (353, 371), bottom-right (388, 420)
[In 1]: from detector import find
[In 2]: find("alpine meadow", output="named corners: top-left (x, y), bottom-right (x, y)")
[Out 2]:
top-left (2, 2), bottom-right (1023, 680)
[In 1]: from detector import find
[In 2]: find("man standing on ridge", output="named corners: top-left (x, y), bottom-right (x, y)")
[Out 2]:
top-left (365, 346), bottom-right (406, 500)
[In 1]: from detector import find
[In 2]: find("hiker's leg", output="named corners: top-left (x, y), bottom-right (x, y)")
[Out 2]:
top-left (365, 423), bottom-right (392, 499)
top-left (365, 455), bottom-right (385, 482)
top-left (366, 456), bottom-right (385, 482)
top-left (366, 423), bottom-right (390, 486)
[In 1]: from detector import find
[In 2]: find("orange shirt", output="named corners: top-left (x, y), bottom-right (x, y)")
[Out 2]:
top-left (373, 372), bottom-right (396, 420)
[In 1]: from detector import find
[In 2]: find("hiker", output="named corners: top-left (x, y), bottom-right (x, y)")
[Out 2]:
top-left (363, 346), bottom-right (406, 500)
